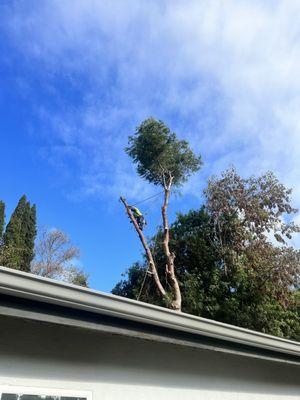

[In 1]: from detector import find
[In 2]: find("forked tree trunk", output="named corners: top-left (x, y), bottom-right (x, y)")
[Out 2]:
top-left (120, 197), bottom-right (167, 299)
top-left (161, 178), bottom-right (182, 311)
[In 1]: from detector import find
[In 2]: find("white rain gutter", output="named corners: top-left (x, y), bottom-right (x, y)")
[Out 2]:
top-left (0, 266), bottom-right (299, 362)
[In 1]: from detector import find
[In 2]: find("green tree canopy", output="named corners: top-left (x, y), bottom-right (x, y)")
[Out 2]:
top-left (126, 118), bottom-right (202, 187)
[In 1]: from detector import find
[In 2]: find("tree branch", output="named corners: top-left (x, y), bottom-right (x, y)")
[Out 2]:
top-left (120, 196), bottom-right (167, 299)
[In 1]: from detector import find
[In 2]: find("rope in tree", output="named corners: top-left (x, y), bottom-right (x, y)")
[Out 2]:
top-left (132, 191), bottom-right (164, 206)
top-left (136, 230), bottom-right (161, 301)
top-left (136, 265), bottom-right (150, 302)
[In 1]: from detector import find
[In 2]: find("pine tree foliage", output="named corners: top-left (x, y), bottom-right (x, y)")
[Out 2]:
top-left (126, 117), bottom-right (202, 187)
top-left (3, 195), bottom-right (37, 272)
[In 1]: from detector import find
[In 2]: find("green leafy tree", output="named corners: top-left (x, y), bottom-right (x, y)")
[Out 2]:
top-left (3, 195), bottom-right (37, 272)
top-left (113, 262), bottom-right (150, 301)
top-left (121, 118), bottom-right (202, 310)
top-left (205, 169), bottom-right (300, 311)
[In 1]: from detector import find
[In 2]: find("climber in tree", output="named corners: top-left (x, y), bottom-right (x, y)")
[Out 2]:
top-left (129, 206), bottom-right (146, 230)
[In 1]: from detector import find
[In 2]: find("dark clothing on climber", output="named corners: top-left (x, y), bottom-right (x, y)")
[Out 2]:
top-left (129, 206), bottom-right (146, 230)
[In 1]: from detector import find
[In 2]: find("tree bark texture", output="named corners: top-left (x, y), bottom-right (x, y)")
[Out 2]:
top-left (161, 178), bottom-right (182, 311)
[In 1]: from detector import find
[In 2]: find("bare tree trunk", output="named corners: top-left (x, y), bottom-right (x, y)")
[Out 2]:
top-left (120, 197), bottom-right (167, 299)
top-left (161, 178), bottom-right (182, 311)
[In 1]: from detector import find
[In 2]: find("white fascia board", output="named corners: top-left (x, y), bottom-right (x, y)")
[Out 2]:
top-left (0, 266), bottom-right (299, 359)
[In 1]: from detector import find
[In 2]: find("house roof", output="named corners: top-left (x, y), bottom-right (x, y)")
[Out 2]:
top-left (0, 266), bottom-right (299, 365)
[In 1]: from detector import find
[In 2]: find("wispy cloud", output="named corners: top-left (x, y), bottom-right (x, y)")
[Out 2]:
top-left (2, 0), bottom-right (300, 209)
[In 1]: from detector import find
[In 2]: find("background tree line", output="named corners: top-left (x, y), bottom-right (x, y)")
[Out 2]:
top-left (0, 195), bottom-right (88, 287)
top-left (113, 118), bottom-right (300, 341)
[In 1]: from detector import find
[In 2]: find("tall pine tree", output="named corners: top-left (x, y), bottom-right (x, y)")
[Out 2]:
top-left (3, 195), bottom-right (37, 272)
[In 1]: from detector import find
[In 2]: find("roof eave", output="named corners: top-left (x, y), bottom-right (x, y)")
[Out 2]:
top-left (0, 266), bottom-right (299, 364)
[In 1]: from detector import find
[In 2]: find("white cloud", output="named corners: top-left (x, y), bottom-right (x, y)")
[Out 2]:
top-left (3, 0), bottom-right (300, 211)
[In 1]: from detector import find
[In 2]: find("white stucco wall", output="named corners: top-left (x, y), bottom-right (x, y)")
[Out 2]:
top-left (0, 315), bottom-right (299, 399)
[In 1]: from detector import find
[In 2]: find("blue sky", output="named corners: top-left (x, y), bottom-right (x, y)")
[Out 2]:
top-left (1, 0), bottom-right (300, 292)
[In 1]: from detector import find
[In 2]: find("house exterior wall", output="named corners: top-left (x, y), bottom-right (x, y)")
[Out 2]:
top-left (0, 315), bottom-right (299, 400)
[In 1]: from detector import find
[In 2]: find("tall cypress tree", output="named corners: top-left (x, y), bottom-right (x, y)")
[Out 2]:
top-left (0, 200), bottom-right (4, 243)
top-left (24, 203), bottom-right (37, 268)
top-left (4, 195), bottom-right (37, 272)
